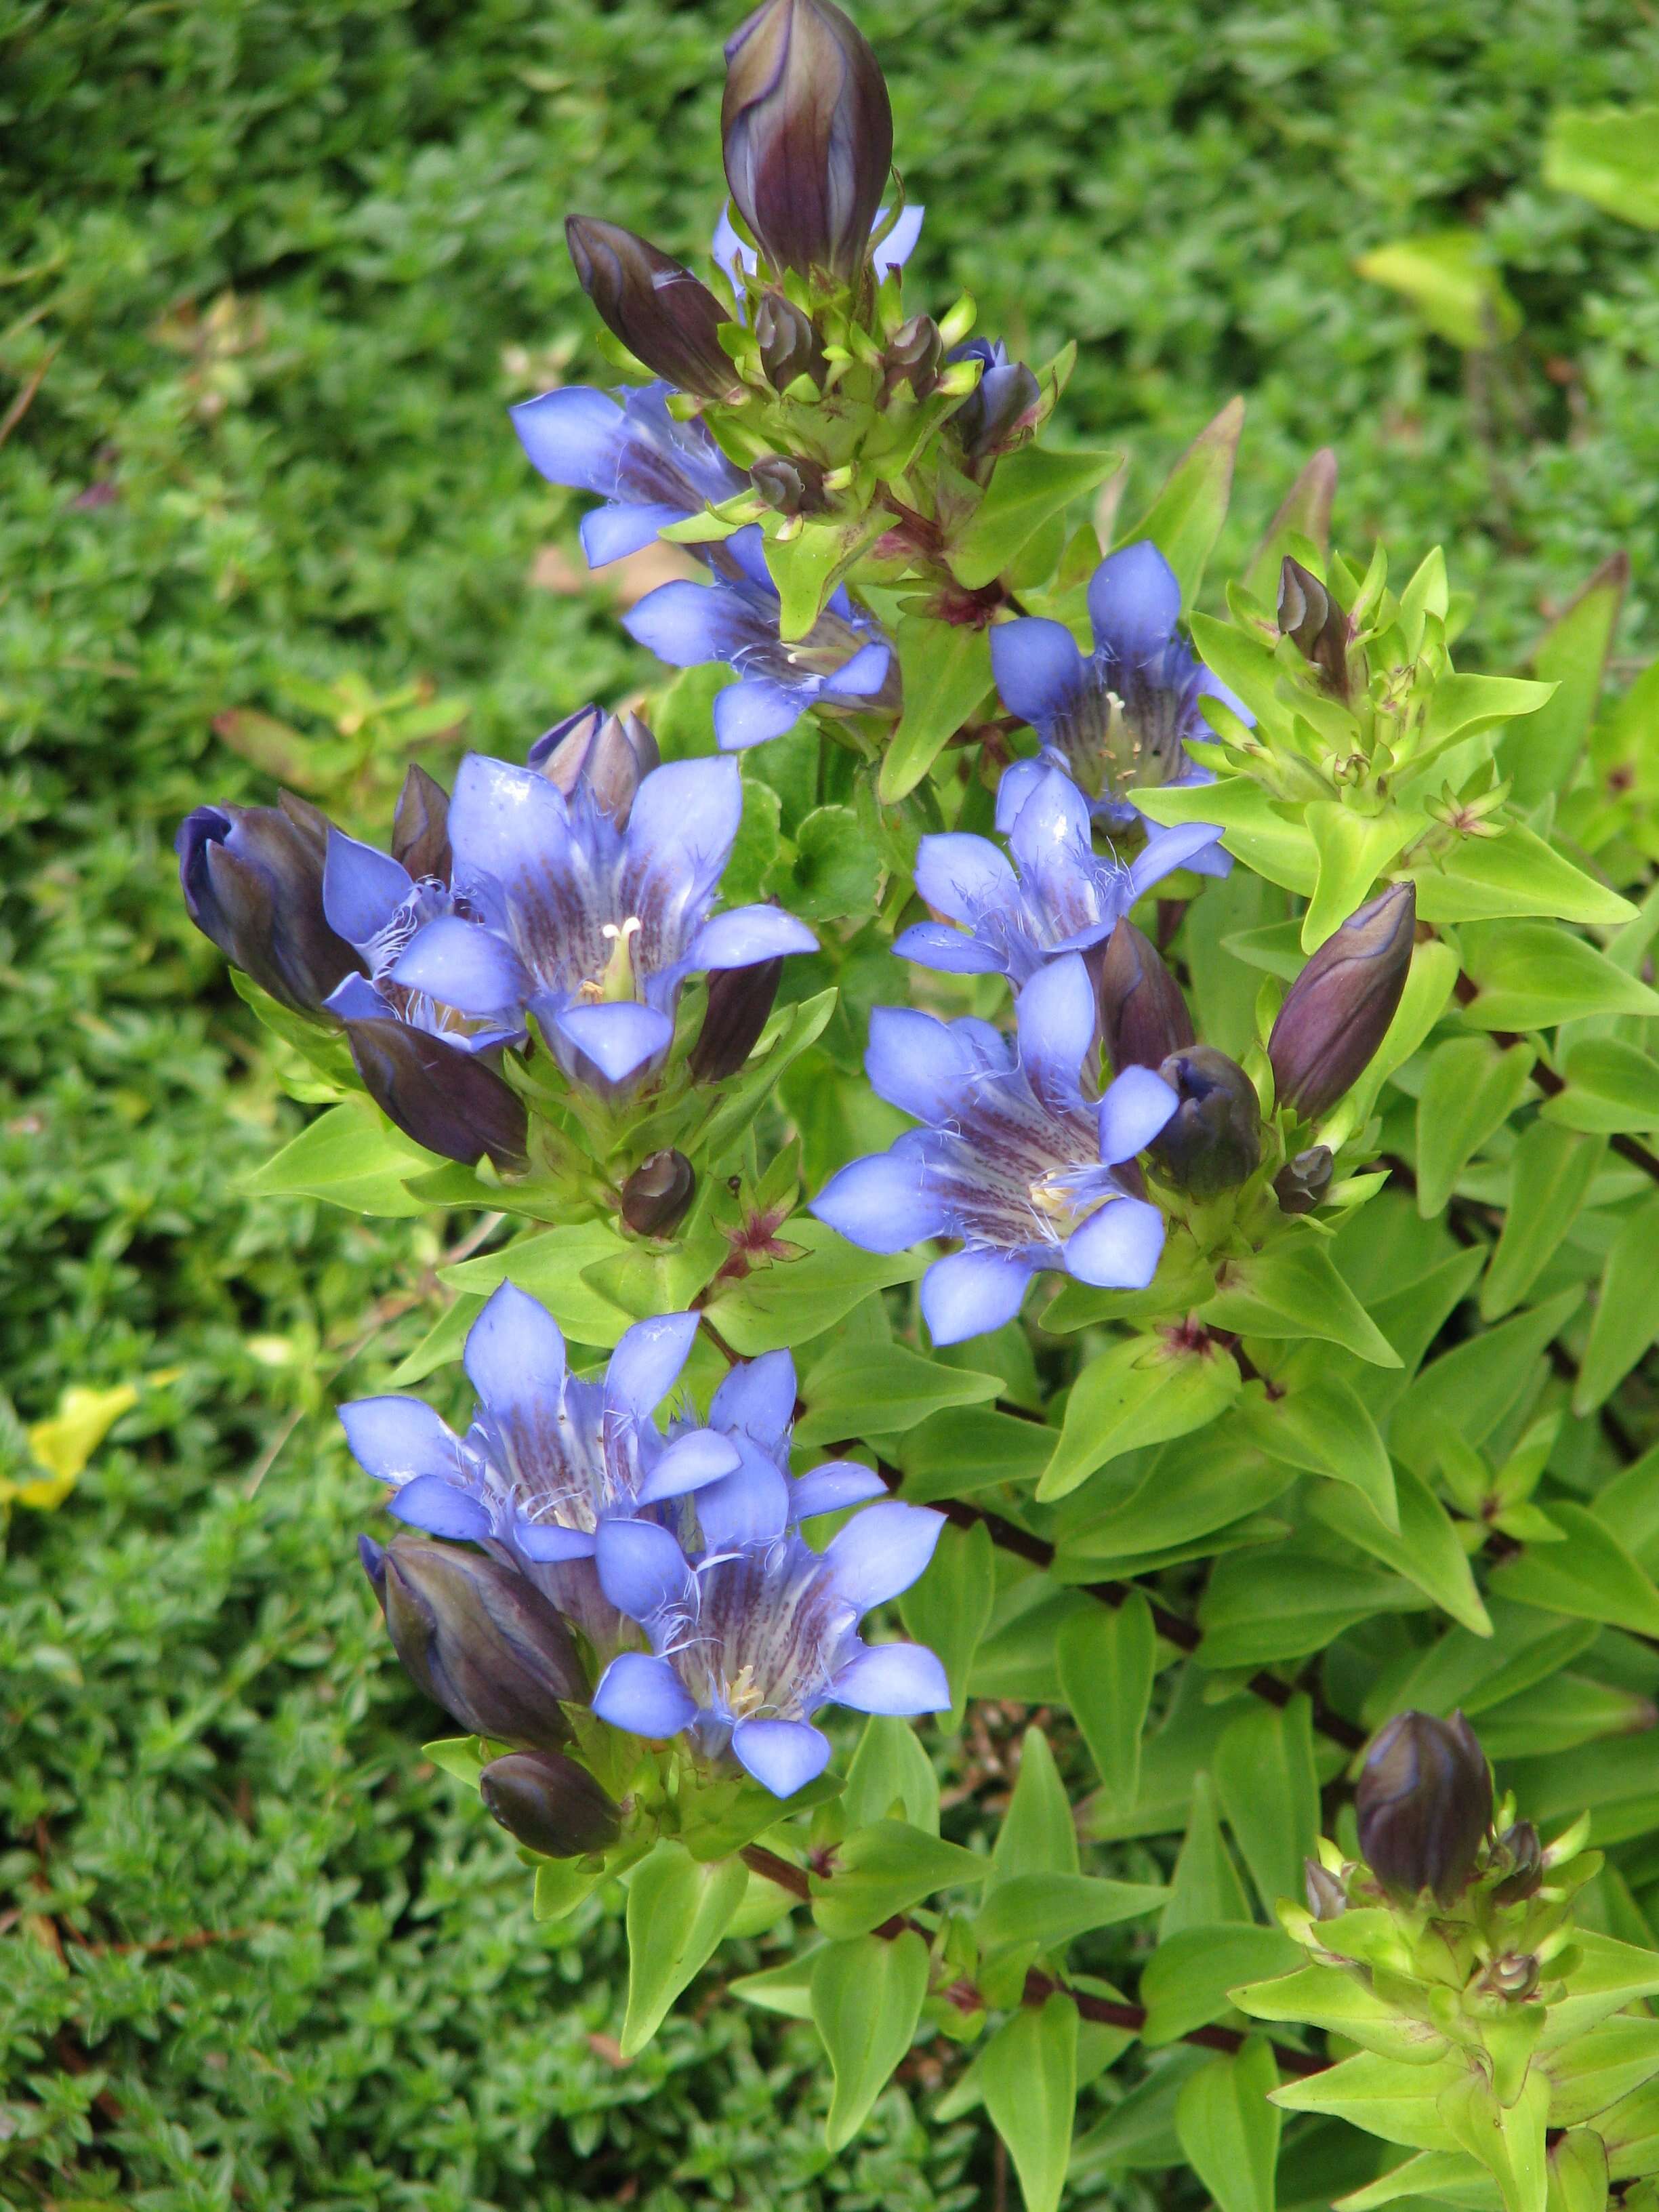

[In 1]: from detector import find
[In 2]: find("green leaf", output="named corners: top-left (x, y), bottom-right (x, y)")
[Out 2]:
top-left (695, 984), bottom-right (838, 1162)
top-left (950, 445), bottom-right (1122, 592)
top-left (1055, 1431), bottom-right (1294, 1570)
top-left (1479, 1122), bottom-right (1604, 1319)
top-left (388, 1292), bottom-right (485, 1387)
top-left (1164, 1773), bottom-right (1254, 1936)
top-left (898, 1519), bottom-right (996, 1728)
top-left (1504, 555), bottom-right (1629, 811)
top-left (763, 509), bottom-right (887, 638)
top-left (1544, 104), bottom-right (1659, 230)
top-left (981, 1994), bottom-right (1080, 2212)
top-left (1176, 2039), bottom-right (1282, 2212)
top-left (898, 1404), bottom-right (1056, 1503)
top-left (722, 775), bottom-right (784, 903)
top-left (1338, 2150), bottom-right (1498, 2210)
top-left (797, 1336), bottom-right (1001, 1447)
top-left (701, 1218), bottom-right (926, 1355)
top-left (1488, 1502), bottom-right (1659, 1641)
top-left (1138, 772), bottom-right (1319, 896)
top-left (1038, 1332), bottom-right (1242, 1500)
top-left (1200, 1548), bottom-right (1427, 1669)
top-left (878, 618), bottom-right (994, 803)
top-left (811, 1930), bottom-right (929, 2152)
top-left (1141, 1925), bottom-right (1300, 2046)
top-left (242, 1097), bottom-right (441, 1217)
top-left (533, 1858), bottom-right (604, 1922)
top-left (1240, 1374), bottom-right (1398, 1532)
top-left (976, 1869), bottom-right (1168, 1956)
top-left (1460, 922), bottom-right (1659, 1031)
top-left (729, 1950), bottom-right (820, 2019)
top-left (1057, 1593), bottom-right (1156, 1811)
top-left (1408, 826), bottom-right (1634, 928)
top-left (786, 805), bottom-right (882, 922)
top-left (422, 1735), bottom-right (488, 1787)
top-left (1541, 1040), bottom-right (1659, 1136)
top-left (991, 1725), bottom-right (1080, 1883)
top-left (810, 1819), bottom-right (987, 1938)
top-left (1302, 806), bottom-right (1413, 951)
top-left (1440, 2067), bottom-right (1550, 2212)
top-left (1390, 1287), bottom-right (1584, 1473)
top-left (1202, 1242), bottom-right (1401, 1367)
top-left (442, 1221), bottom-right (635, 1348)
top-left (1119, 396), bottom-right (1244, 606)
top-left (1235, 1966), bottom-right (1450, 2065)
top-left (1242, 449), bottom-right (1337, 602)
top-left (1347, 939), bottom-right (1462, 1124)
top-left (1073, 2047), bottom-right (1211, 2175)
top-left (1212, 1696), bottom-right (1320, 1918)
top-left (1422, 674), bottom-right (1556, 754)
top-left (1575, 1196), bottom-right (1659, 1412)
top-left (1309, 1462), bottom-right (1492, 1637)
top-left (1355, 230), bottom-right (1521, 350)
top-left (1271, 2047), bottom-right (1467, 2150)
top-left (620, 1841), bottom-right (748, 2056)
top-left (1413, 1038), bottom-right (1536, 1218)
top-left (844, 1715), bottom-right (941, 1834)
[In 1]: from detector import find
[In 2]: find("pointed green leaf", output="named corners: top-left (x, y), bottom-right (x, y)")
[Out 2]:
top-left (1310, 1462), bottom-right (1492, 1637)
top-left (1176, 2039), bottom-right (1282, 2212)
top-left (1235, 1965), bottom-right (1450, 2065)
top-left (898, 1519), bottom-right (996, 1728)
top-left (1120, 396), bottom-right (1244, 605)
top-left (992, 1725), bottom-right (1080, 1884)
top-left (702, 1218), bottom-right (926, 1355)
top-left (621, 1842), bottom-right (748, 2055)
top-left (1302, 806), bottom-right (1413, 951)
top-left (844, 1714), bottom-right (941, 1835)
top-left (1505, 555), bottom-right (1629, 810)
top-left (1213, 1697), bottom-right (1320, 1919)
top-left (1480, 1122), bottom-right (1604, 1319)
top-left (764, 510), bottom-right (887, 638)
top-left (981, 1994), bottom-right (1080, 2212)
top-left (1413, 1038), bottom-right (1536, 1218)
top-left (977, 1870), bottom-right (1167, 1956)
top-left (1271, 2047), bottom-right (1466, 2148)
top-left (1057, 1592), bottom-right (1156, 1811)
top-left (1038, 1332), bottom-right (1241, 1500)
top-left (1422, 674), bottom-right (1555, 753)
top-left (1141, 1925), bottom-right (1300, 2046)
top-left (878, 617), bottom-right (994, 802)
top-left (1575, 1195), bottom-right (1659, 1412)
top-left (1390, 1288), bottom-right (1584, 1472)
top-left (1489, 1502), bottom-right (1659, 1641)
top-left (1544, 104), bottom-right (1659, 230)
top-left (812, 1930), bottom-right (930, 2151)
top-left (1202, 1242), bottom-right (1401, 1367)
top-left (1460, 922), bottom-right (1659, 1030)
top-left (243, 1097), bottom-right (441, 1217)
top-left (1137, 771), bottom-right (1319, 895)
top-left (730, 1949), bottom-right (821, 2019)
top-left (1241, 1374), bottom-right (1398, 1532)
top-left (797, 1336), bottom-right (1000, 1446)
top-left (811, 1819), bottom-right (987, 1938)
top-left (950, 445), bottom-right (1122, 592)
top-left (898, 1404), bottom-right (1055, 1502)
top-left (1408, 827), bottom-right (1635, 928)
top-left (1355, 230), bottom-right (1521, 350)
top-left (1164, 1773), bottom-right (1254, 1936)
top-left (1542, 1040), bottom-right (1659, 1136)
top-left (1439, 2066), bottom-right (1550, 2212)
top-left (1338, 2150), bottom-right (1498, 2210)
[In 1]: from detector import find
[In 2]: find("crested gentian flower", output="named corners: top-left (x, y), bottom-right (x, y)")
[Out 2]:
top-left (591, 1483), bottom-right (949, 1796)
top-left (813, 954), bottom-right (1177, 1343)
top-left (625, 524), bottom-right (897, 750)
top-left (386, 746), bottom-right (815, 1089)
top-left (511, 381), bottom-right (747, 569)
top-left (895, 764), bottom-right (1223, 987)
top-left (991, 539), bottom-right (1250, 842)
top-left (713, 201), bottom-right (923, 298)
top-left (340, 1283), bottom-right (741, 1660)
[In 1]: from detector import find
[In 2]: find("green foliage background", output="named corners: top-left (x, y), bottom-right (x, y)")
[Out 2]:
top-left (3, 1), bottom-right (1658, 2203)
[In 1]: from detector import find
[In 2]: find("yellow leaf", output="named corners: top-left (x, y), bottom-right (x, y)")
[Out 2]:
top-left (23, 1382), bottom-right (140, 1503)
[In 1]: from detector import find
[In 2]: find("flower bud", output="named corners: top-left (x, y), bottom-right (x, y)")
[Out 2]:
top-left (1149, 1046), bottom-right (1262, 1199)
top-left (947, 339), bottom-right (1041, 468)
top-left (722, 0), bottom-right (893, 283)
top-left (391, 764), bottom-right (452, 884)
top-left (621, 1149), bottom-right (695, 1237)
top-left (529, 705), bottom-right (660, 825)
top-left (372, 1534), bottom-right (587, 1752)
top-left (751, 453), bottom-right (827, 517)
top-left (882, 312), bottom-right (942, 401)
top-left (1479, 1952), bottom-right (1541, 2001)
top-left (1356, 1708), bottom-right (1492, 1904)
top-left (689, 954), bottom-right (783, 1082)
top-left (177, 792), bottom-right (361, 1018)
top-left (1277, 556), bottom-right (1351, 698)
top-left (1095, 918), bottom-right (1195, 1073)
top-left (1274, 1145), bottom-right (1333, 1217)
top-left (754, 291), bottom-right (827, 390)
top-left (479, 1750), bottom-right (623, 1859)
top-left (346, 1017), bottom-right (528, 1172)
top-left (1491, 1820), bottom-right (1543, 1906)
top-left (1305, 1858), bottom-right (1347, 1921)
top-left (1268, 882), bottom-right (1416, 1123)
top-left (565, 215), bottom-right (739, 401)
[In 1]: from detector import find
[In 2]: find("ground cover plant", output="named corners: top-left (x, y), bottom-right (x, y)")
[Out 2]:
top-left (6, 3), bottom-right (1659, 2208)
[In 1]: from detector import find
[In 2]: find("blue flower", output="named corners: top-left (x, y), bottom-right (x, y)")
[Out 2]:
top-left (713, 201), bottom-right (924, 298)
top-left (812, 954), bottom-right (1177, 1344)
top-left (386, 747), bottom-right (816, 1090)
top-left (624, 524), bottom-right (897, 750)
top-left (991, 539), bottom-right (1250, 840)
top-left (510, 381), bottom-right (747, 569)
top-left (591, 1475), bottom-right (948, 1797)
top-left (947, 337), bottom-right (1041, 467)
top-left (692, 1346), bottom-right (890, 1523)
top-left (340, 1283), bottom-right (742, 1662)
top-left (895, 764), bottom-right (1223, 987)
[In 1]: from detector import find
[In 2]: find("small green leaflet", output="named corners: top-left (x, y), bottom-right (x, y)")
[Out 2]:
top-left (1174, 2039), bottom-right (1282, 2212)
top-left (949, 445), bottom-right (1122, 592)
top-left (243, 1096), bottom-right (442, 1218)
top-left (1201, 1242), bottom-right (1400, 1367)
top-left (1118, 396), bottom-right (1243, 607)
top-left (809, 1818), bottom-right (987, 1938)
top-left (981, 1994), bottom-right (1080, 2212)
top-left (898, 1519), bottom-right (995, 1728)
top-left (878, 618), bottom-right (994, 804)
top-left (811, 1931), bottom-right (929, 2152)
top-left (1212, 1696), bottom-right (1320, 1917)
top-left (1038, 1331), bottom-right (1241, 1500)
top-left (619, 1841), bottom-right (748, 2057)
top-left (1057, 1593), bottom-right (1157, 1811)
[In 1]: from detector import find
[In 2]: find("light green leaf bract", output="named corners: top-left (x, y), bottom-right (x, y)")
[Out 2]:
top-left (975, 1870), bottom-right (1167, 1957)
top-left (1408, 825), bottom-right (1633, 928)
top-left (1175, 2038), bottom-right (1282, 2212)
top-left (1057, 1592), bottom-right (1156, 1810)
top-left (1460, 922), bottom-right (1659, 1031)
top-left (1241, 1374), bottom-right (1398, 1531)
top-left (243, 1097), bottom-right (442, 1217)
top-left (878, 618), bottom-right (994, 802)
top-left (981, 1993), bottom-right (1080, 2212)
top-left (810, 1819), bottom-right (987, 1938)
top-left (899, 1519), bottom-right (996, 1728)
top-left (1213, 1696), bottom-right (1320, 1917)
top-left (1140, 1924), bottom-right (1300, 2046)
top-left (949, 445), bottom-right (1121, 591)
top-left (811, 1930), bottom-right (929, 2151)
top-left (1489, 1502), bottom-right (1659, 1641)
top-left (620, 1841), bottom-right (748, 2056)
top-left (796, 1336), bottom-right (1000, 1446)
top-left (1413, 1037), bottom-right (1535, 1218)
top-left (701, 1218), bottom-right (925, 1355)
top-left (1544, 104), bottom-right (1659, 230)
top-left (1038, 1331), bottom-right (1241, 1500)
top-left (1310, 1462), bottom-right (1492, 1637)
top-left (1120, 396), bottom-right (1243, 607)
top-left (1202, 1242), bottom-right (1400, 1367)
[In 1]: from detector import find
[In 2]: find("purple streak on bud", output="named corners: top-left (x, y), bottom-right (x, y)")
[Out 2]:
top-left (948, 339), bottom-right (1042, 470)
top-left (345, 1016), bottom-right (528, 1172)
top-left (1277, 556), bottom-right (1354, 698)
top-left (722, 0), bottom-right (893, 283)
top-left (1268, 882), bottom-right (1416, 1122)
top-left (177, 792), bottom-right (362, 1017)
top-left (1305, 1858), bottom-right (1347, 1921)
top-left (1356, 1708), bottom-right (1492, 1904)
top-left (750, 453), bottom-right (827, 516)
top-left (754, 291), bottom-right (827, 390)
top-left (479, 1749), bottom-right (622, 1858)
top-left (690, 954), bottom-right (783, 1082)
top-left (1149, 1046), bottom-right (1262, 1198)
top-left (1094, 918), bottom-right (1195, 1073)
top-left (882, 312), bottom-right (942, 401)
top-left (1490, 1820), bottom-right (1543, 1905)
top-left (621, 1149), bottom-right (696, 1238)
top-left (528, 706), bottom-right (660, 825)
top-left (1274, 1144), bottom-right (1333, 1216)
top-left (565, 215), bottom-right (739, 401)
top-left (391, 765), bottom-right (452, 884)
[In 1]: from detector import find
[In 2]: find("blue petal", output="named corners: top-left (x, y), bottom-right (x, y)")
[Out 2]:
top-left (595, 1516), bottom-right (692, 1624)
top-left (920, 1249), bottom-right (1034, 1345)
top-left (581, 501), bottom-right (685, 569)
top-left (695, 1458), bottom-right (790, 1551)
top-left (823, 639), bottom-right (891, 701)
top-left (791, 1460), bottom-right (887, 1519)
top-left (1065, 1194), bottom-right (1166, 1289)
top-left (554, 1000), bottom-right (676, 1082)
top-left (323, 830), bottom-right (413, 949)
top-left (731, 1717), bottom-right (831, 1797)
top-left (710, 1350), bottom-right (797, 1448)
top-left (812, 1139), bottom-right (949, 1254)
top-left (510, 386), bottom-right (623, 493)
top-left (714, 675), bottom-right (804, 750)
top-left (605, 1311), bottom-right (701, 1418)
top-left (712, 203), bottom-right (756, 295)
top-left (872, 204), bottom-right (924, 276)
top-left (339, 1397), bottom-right (466, 1486)
top-left (392, 915), bottom-right (531, 1020)
top-left (689, 903), bottom-right (817, 970)
top-left (864, 1004), bottom-right (1005, 1124)
top-left (824, 1499), bottom-right (945, 1611)
top-left (445, 752), bottom-right (576, 909)
top-left (994, 756), bottom-right (1050, 836)
top-left (1126, 821), bottom-right (1225, 901)
top-left (913, 832), bottom-right (1018, 929)
top-left (637, 1427), bottom-right (743, 1504)
top-left (1012, 952), bottom-right (1096, 1109)
top-left (1005, 766), bottom-right (1094, 879)
top-left (623, 579), bottom-right (739, 668)
top-left (326, 972), bottom-right (396, 1024)
top-left (990, 617), bottom-right (1088, 738)
top-left (387, 1472), bottom-right (492, 1542)
top-left (1195, 664), bottom-right (1255, 731)
top-left (626, 755), bottom-right (743, 896)
top-left (1097, 1065), bottom-right (1179, 1164)
top-left (464, 1281), bottom-right (567, 1426)
top-left (514, 1520), bottom-right (595, 1563)
top-left (1088, 540), bottom-right (1182, 665)
top-left (593, 1650), bottom-right (698, 1739)
top-left (831, 1641), bottom-right (952, 1715)
top-left (893, 921), bottom-right (1006, 975)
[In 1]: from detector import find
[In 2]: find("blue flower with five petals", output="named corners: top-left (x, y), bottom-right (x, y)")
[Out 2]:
top-left (510, 380), bottom-right (747, 569)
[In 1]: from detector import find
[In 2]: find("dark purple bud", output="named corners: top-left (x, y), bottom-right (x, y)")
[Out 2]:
top-left (346, 1018), bottom-right (528, 1173)
top-left (359, 1533), bottom-right (388, 1605)
top-left (1095, 918), bottom-right (1195, 1073)
top-left (621, 1148), bottom-right (696, 1237)
top-left (1274, 1145), bottom-right (1333, 1217)
top-left (1491, 1820), bottom-right (1542, 1906)
top-left (529, 705), bottom-right (660, 825)
top-left (754, 291), bottom-right (827, 390)
top-left (390, 764), bottom-right (451, 884)
top-left (751, 453), bottom-right (827, 516)
top-left (1277, 557), bottom-right (1352, 698)
top-left (722, 0), bottom-right (893, 283)
top-left (479, 1750), bottom-right (623, 1859)
top-left (1356, 1709), bottom-right (1492, 1904)
top-left (377, 1535), bottom-right (586, 1751)
top-left (1149, 1046), bottom-right (1262, 1199)
top-left (1268, 883), bottom-right (1416, 1122)
top-left (1305, 1858), bottom-right (1347, 1921)
top-left (948, 339), bottom-right (1042, 468)
top-left (882, 313), bottom-right (942, 401)
top-left (565, 215), bottom-right (739, 401)
top-left (690, 955), bottom-right (783, 1082)
top-left (177, 792), bottom-right (361, 1018)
